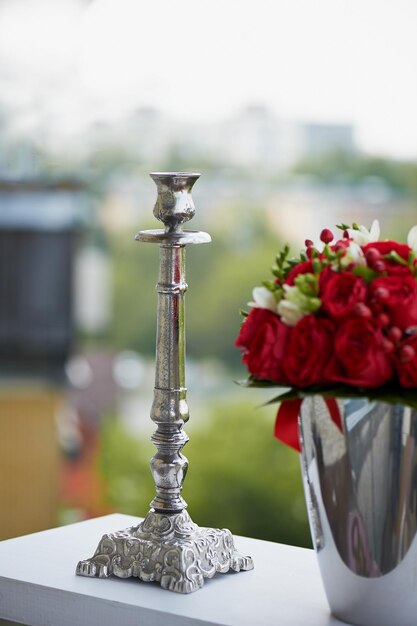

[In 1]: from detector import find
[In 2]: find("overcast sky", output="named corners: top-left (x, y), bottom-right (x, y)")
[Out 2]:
top-left (0, 0), bottom-right (416, 158)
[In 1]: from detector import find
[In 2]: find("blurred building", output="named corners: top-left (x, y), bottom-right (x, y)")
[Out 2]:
top-left (198, 106), bottom-right (355, 171)
top-left (0, 177), bottom-right (89, 539)
top-left (0, 179), bottom-right (88, 377)
top-left (301, 122), bottom-right (355, 157)
top-left (123, 105), bottom-right (356, 172)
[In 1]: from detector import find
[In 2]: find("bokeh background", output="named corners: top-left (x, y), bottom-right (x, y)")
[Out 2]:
top-left (1, 0), bottom-right (416, 551)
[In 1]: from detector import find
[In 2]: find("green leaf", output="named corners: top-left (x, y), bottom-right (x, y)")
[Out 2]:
top-left (263, 389), bottom-right (300, 406)
top-left (239, 379), bottom-right (417, 411)
top-left (322, 244), bottom-right (331, 258)
top-left (235, 377), bottom-right (283, 388)
top-left (262, 279), bottom-right (277, 292)
top-left (352, 265), bottom-right (377, 283)
top-left (305, 297), bottom-right (321, 312)
top-left (336, 223), bottom-right (350, 231)
top-left (312, 258), bottom-right (322, 273)
top-left (384, 250), bottom-right (408, 266)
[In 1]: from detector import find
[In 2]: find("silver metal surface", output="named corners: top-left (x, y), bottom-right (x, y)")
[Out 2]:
top-left (76, 510), bottom-right (252, 593)
top-left (150, 171), bottom-right (199, 232)
top-left (300, 397), bottom-right (417, 626)
top-left (76, 172), bottom-right (253, 592)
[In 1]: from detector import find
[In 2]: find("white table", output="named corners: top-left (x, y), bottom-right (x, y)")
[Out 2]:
top-left (0, 514), bottom-right (345, 626)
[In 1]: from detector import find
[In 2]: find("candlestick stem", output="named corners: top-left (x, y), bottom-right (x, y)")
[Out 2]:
top-left (150, 243), bottom-right (189, 514)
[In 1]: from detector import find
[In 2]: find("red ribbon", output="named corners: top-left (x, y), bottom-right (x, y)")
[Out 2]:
top-left (274, 397), bottom-right (343, 452)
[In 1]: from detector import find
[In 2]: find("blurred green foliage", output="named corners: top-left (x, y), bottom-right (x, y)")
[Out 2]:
top-left (293, 150), bottom-right (417, 198)
top-left (100, 399), bottom-right (311, 547)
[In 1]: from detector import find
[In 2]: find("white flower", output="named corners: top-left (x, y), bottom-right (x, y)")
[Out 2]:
top-left (407, 225), bottom-right (417, 253)
top-left (339, 241), bottom-right (367, 268)
top-left (277, 285), bottom-right (309, 326)
top-left (277, 300), bottom-right (305, 326)
top-left (248, 286), bottom-right (277, 312)
top-left (347, 219), bottom-right (380, 246)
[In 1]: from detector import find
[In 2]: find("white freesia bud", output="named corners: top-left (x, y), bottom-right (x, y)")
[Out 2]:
top-left (407, 225), bottom-right (417, 252)
top-left (277, 285), bottom-right (309, 326)
top-left (347, 219), bottom-right (380, 246)
top-left (368, 219), bottom-right (380, 241)
top-left (248, 286), bottom-right (277, 312)
top-left (339, 242), bottom-right (367, 268)
top-left (277, 300), bottom-right (305, 326)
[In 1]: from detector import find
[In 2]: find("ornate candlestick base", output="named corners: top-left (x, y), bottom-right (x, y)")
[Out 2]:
top-left (76, 172), bottom-right (253, 592)
top-left (76, 510), bottom-right (253, 593)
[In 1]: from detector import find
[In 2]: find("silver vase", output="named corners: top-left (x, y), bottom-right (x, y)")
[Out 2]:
top-left (299, 396), bottom-right (417, 626)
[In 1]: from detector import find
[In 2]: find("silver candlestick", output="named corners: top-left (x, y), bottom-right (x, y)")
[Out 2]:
top-left (76, 172), bottom-right (254, 593)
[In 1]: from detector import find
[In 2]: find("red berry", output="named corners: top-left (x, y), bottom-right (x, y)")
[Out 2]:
top-left (376, 313), bottom-right (390, 328)
top-left (334, 241), bottom-right (346, 252)
top-left (354, 303), bottom-right (372, 319)
top-left (382, 338), bottom-right (395, 354)
top-left (320, 229), bottom-right (334, 244)
top-left (305, 239), bottom-right (314, 248)
top-left (343, 230), bottom-right (350, 239)
top-left (365, 247), bottom-right (381, 264)
top-left (399, 345), bottom-right (416, 363)
top-left (387, 327), bottom-right (402, 343)
top-left (374, 287), bottom-right (389, 301)
top-left (373, 260), bottom-right (386, 273)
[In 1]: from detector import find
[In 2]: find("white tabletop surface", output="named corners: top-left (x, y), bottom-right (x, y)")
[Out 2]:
top-left (0, 513), bottom-right (346, 626)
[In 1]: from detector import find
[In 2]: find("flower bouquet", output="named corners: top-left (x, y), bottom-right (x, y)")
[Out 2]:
top-left (235, 220), bottom-right (417, 626)
top-left (236, 221), bottom-right (417, 450)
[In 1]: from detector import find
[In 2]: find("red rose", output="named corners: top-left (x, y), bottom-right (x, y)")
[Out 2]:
top-left (318, 265), bottom-right (334, 293)
top-left (363, 241), bottom-right (414, 276)
top-left (283, 315), bottom-right (335, 387)
top-left (370, 275), bottom-right (417, 330)
top-left (395, 335), bottom-right (417, 387)
top-left (321, 270), bottom-right (367, 319)
top-left (235, 307), bottom-right (289, 382)
top-left (364, 240), bottom-right (411, 261)
top-left (328, 318), bottom-right (393, 388)
top-left (285, 260), bottom-right (314, 285)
